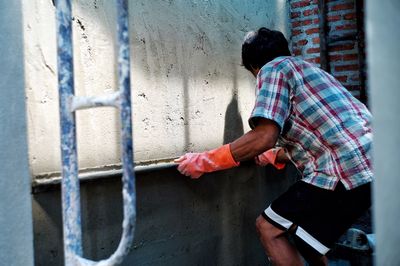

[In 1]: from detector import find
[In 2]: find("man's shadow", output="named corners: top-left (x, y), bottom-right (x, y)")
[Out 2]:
top-left (223, 93), bottom-right (244, 144)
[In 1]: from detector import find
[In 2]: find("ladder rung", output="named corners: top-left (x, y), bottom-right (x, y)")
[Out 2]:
top-left (70, 91), bottom-right (121, 111)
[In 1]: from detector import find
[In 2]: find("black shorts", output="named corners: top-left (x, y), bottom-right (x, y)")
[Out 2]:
top-left (262, 180), bottom-right (371, 255)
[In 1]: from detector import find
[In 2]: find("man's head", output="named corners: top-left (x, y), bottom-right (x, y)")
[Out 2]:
top-left (242, 28), bottom-right (291, 76)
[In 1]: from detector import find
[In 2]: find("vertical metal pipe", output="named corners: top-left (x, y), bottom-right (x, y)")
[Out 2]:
top-left (318, 0), bottom-right (330, 72)
top-left (118, 0), bottom-right (134, 184)
top-left (55, 0), bottom-right (83, 263)
top-left (115, 0), bottom-right (137, 259)
top-left (355, 0), bottom-right (367, 105)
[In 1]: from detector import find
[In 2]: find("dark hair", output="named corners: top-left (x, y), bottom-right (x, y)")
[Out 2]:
top-left (241, 27), bottom-right (291, 71)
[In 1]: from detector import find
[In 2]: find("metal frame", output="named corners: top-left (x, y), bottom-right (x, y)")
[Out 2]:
top-left (56, 0), bottom-right (136, 264)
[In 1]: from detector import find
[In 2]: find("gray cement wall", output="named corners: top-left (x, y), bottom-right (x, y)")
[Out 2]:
top-left (33, 164), bottom-right (299, 266)
top-left (367, 0), bottom-right (400, 264)
top-left (0, 1), bottom-right (34, 265)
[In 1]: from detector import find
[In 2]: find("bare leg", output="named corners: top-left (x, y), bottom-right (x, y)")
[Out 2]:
top-left (255, 215), bottom-right (303, 266)
top-left (293, 237), bottom-right (328, 266)
top-left (308, 255), bottom-right (328, 266)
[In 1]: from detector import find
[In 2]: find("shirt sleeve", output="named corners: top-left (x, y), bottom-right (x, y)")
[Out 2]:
top-left (248, 66), bottom-right (290, 133)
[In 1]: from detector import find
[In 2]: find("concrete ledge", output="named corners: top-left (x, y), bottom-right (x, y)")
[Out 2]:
top-left (32, 159), bottom-right (177, 193)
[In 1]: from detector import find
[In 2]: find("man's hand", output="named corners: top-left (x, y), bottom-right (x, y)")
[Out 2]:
top-left (174, 144), bottom-right (239, 179)
top-left (255, 147), bottom-right (287, 170)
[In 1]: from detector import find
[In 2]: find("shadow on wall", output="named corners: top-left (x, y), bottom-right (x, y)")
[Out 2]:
top-left (181, 56), bottom-right (191, 152)
top-left (223, 65), bottom-right (244, 144)
top-left (223, 95), bottom-right (244, 144)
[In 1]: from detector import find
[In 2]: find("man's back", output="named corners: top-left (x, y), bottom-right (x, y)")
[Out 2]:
top-left (251, 56), bottom-right (373, 190)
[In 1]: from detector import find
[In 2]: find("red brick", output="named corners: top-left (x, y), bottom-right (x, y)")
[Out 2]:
top-left (292, 21), bottom-right (301, 28)
top-left (306, 27), bottom-right (319, 35)
top-left (343, 54), bottom-right (358, 61)
top-left (329, 54), bottom-right (342, 61)
top-left (292, 19), bottom-right (313, 28)
top-left (293, 49), bottom-right (302, 56)
top-left (334, 64), bottom-right (359, 71)
top-left (313, 18), bottom-right (319, 24)
top-left (330, 3), bottom-right (354, 11)
top-left (303, 8), bottom-right (318, 17)
top-left (334, 75), bottom-right (348, 83)
top-left (291, 12), bottom-right (301, 19)
top-left (327, 15), bottom-right (341, 22)
top-left (344, 13), bottom-right (356, 20)
top-left (296, 39), bottom-right (309, 46)
top-left (312, 37), bottom-right (320, 44)
top-left (292, 29), bottom-right (303, 36)
top-left (307, 47), bottom-right (320, 54)
top-left (335, 24), bottom-right (357, 31)
top-left (330, 43), bottom-right (355, 52)
top-left (304, 19), bottom-right (313, 26)
top-left (291, 0), bottom-right (311, 9)
top-left (306, 57), bottom-right (321, 64)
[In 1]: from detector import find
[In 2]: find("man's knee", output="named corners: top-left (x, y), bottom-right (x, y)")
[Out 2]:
top-left (255, 215), bottom-right (284, 239)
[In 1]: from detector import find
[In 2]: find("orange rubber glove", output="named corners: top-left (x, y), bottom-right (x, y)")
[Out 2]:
top-left (174, 144), bottom-right (240, 179)
top-left (255, 147), bottom-right (286, 170)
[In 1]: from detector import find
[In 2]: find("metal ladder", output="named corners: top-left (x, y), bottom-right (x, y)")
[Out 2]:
top-left (56, 0), bottom-right (136, 265)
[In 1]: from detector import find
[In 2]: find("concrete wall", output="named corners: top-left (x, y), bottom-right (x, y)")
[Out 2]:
top-left (0, 1), bottom-right (34, 265)
top-left (23, 0), bottom-right (289, 176)
top-left (366, 0), bottom-right (400, 264)
top-left (33, 164), bottom-right (299, 265)
top-left (27, 1), bottom-right (293, 265)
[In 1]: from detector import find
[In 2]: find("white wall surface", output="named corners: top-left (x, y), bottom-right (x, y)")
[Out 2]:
top-left (24, 0), bottom-right (289, 176)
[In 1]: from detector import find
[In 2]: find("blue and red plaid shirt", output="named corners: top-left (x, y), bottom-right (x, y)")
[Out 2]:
top-left (249, 56), bottom-right (373, 190)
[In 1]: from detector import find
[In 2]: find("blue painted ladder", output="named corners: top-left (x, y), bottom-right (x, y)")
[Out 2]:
top-left (56, 0), bottom-right (136, 265)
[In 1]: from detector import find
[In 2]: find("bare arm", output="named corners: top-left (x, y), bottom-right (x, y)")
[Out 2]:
top-left (230, 118), bottom-right (280, 162)
top-left (276, 147), bottom-right (291, 163)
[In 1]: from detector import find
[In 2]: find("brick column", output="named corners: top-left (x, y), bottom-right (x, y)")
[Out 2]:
top-left (290, 0), bottom-right (365, 100)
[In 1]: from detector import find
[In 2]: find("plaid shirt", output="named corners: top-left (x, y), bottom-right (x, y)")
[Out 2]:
top-left (249, 56), bottom-right (373, 190)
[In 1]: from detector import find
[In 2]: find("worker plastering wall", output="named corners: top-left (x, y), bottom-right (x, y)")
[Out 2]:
top-left (23, 0), bottom-right (289, 177)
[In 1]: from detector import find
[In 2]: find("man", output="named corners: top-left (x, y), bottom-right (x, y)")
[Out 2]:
top-left (174, 27), bottom-right (373, 265)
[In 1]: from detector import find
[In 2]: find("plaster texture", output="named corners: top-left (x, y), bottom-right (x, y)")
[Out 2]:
top-left (367, 0), bottom-right (400, 264)
top-left (23, 0), bottom-right (289, 176)
top-left (33, 164), bottom-right (299, 266)
top-left (0, 1), bottom-right (34, 265)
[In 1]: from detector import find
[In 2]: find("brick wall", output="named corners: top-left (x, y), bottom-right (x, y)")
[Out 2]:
top-left (289, 0), bottom-right (366, 101)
